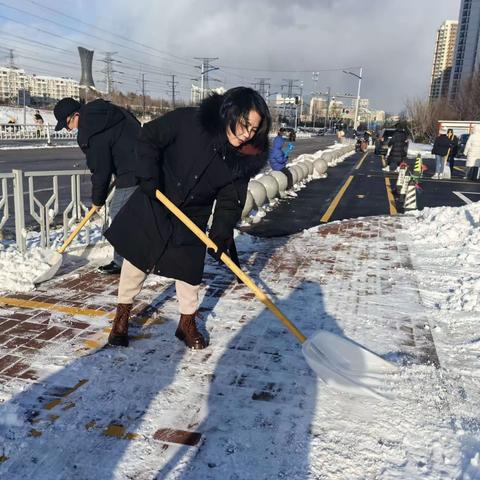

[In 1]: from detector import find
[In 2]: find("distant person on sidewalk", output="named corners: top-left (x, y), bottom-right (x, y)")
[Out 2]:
top-left (384, 123), bottom-right (408, 172)
top-left (431, 127), bottom-right (450, 179)
top-left (53, 97), bottom-right (141, 274)
top-left (463, 125), bottom-right (480, 181)
top-left (447, 129), bottom-right (458, 173)
top-left (269, 127), bottom-right (295, 194)
top-left (33, 110), bottom-right (44, 138)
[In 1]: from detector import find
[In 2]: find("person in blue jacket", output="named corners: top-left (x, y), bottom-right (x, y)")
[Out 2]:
top-left (269, 127), bottom-right (294, 190)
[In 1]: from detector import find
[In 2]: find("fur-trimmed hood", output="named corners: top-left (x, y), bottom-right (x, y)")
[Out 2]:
top-left (198, 93), bottom-right (269, 179)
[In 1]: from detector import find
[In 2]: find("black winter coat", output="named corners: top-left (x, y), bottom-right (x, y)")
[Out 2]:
top-left (431, 134), bottom-right (451, 156)
top-left (77, 99), bottom-right (141, 205)
top-left (104, 95), bottom-right (268, 285)
top-left (387, 129), bottom-right (408, 164)
top-left (447, 134), bottom-right (458, 157)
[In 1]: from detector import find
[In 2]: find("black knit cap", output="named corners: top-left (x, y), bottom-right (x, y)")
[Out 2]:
top-left (53, 97), bottom-right (81, 131)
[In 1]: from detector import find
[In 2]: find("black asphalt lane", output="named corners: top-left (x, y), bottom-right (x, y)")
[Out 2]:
top-left (243, 150), bottom-right (480, 238)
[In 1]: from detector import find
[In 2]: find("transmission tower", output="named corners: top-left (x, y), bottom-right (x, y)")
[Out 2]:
top-left (194, 57), bottom-right (219, 101)
top-left (253, 78), bottom-right (271, 101)
top-left (8, 49), bottom-right (17, 69)
top-left (101, 51), bottom-right (122, 95)
top-left (167, 74), bottom-right (179, 109)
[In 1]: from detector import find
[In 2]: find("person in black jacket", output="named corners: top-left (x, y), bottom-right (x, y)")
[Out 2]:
top-left (104, 87), bottom-right (271, 349)
top-left (385, 124), bottom-right (408, 172)
top-left (53, 97), bottom-right (141, 274)
top-left (447, 128), bottom-right (459, 173)
top-left (431, 128), bottom-right (451, 179)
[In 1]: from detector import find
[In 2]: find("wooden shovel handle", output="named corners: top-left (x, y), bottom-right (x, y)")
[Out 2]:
top-left (155, 189), bottom-right (307, 344)
top-left (57, 206), bottom-right (98, 254)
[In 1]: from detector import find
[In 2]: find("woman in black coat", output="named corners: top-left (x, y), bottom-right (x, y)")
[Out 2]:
top-left (386, 126), bottom-right (409, 171)
top-left (104, 87), bottom-right (271, 349)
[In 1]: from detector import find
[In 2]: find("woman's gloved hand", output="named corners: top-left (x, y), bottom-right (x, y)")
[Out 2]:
top-left (207, 233), bottom-right (233, 262)
top-left (139, 178), bottom-right (159, 199)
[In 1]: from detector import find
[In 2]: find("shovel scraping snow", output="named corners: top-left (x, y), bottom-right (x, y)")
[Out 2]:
top-left (33, 206), bottom-right (98, 284)
top-left (155, 190), bottom-right (398, 398)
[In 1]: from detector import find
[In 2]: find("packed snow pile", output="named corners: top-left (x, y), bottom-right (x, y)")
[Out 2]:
top-left (0, 222), bottom-right (108, 293)
top-left (0, 246), bottom-right (61, 292)
top-left (403, 202), bottom-right (480, 312)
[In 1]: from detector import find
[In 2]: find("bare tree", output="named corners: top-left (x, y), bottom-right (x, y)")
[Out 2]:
top-left (405, 97), bottom-right (455, 142)
top-left (453, 71), bottom-right (480, 120)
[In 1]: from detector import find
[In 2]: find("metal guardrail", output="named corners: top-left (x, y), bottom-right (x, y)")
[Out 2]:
top-left (0, 123), bottom-right (77, 141)
top-left (0, 169), bottom-right (113, 253)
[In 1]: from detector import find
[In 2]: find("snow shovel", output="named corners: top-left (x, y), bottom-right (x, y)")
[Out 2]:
top-left (33, 206), bottom-right (98, 284)
top-left (155, 190), bottom-right (398, 398)
top-left (443, 148), bottom-right (451, 179)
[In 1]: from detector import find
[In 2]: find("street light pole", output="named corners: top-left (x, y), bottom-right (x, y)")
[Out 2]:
top-left (343, 67), bottom-right (363, 131)
top-left (353, 67), bottom-right (363, 131)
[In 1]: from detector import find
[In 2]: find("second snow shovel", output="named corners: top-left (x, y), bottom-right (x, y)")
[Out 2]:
top-left (33, 206), bottom-right (98, 284)
top-left (155, 190), bottom-right (398, 398)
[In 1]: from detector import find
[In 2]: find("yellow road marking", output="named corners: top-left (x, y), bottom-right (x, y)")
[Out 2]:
top-left (320, 175), bottom-right (354, 223)
top-left (0, 296), bottom-right (114, 318)
top-left (354, 151), bottom-right (369, 170)
top-left (385, 177), bottom-right (398, 215)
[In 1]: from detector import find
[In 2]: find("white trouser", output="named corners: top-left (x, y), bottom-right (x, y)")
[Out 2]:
top-left (118, 259), bottom-right (200, 314)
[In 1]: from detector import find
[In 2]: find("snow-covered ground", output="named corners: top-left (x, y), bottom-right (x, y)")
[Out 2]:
top-left (0, 203), bottom-right (479, 479)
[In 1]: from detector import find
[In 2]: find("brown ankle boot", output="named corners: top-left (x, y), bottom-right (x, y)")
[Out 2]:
top-left (175, 312), bottom-right (207, 349)
top-left (108, 303), bottom-right (132, 347)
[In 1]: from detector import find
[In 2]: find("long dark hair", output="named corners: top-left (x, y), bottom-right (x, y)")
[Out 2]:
top-left (220, 87), bottom-right (271, 152)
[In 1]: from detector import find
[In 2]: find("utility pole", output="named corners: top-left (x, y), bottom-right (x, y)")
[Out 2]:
top-left (167, 74), bottom-right (179, 109)
top-left (342, 67), bottom-right (363, 130)
top-left (141, 73), bottom-right (146, 118)
top-left (194, 57), bottom-right (219, 102)
top-left (312, 72), bottom-right (319, 128)
top-left (326, 86), bottom-right (331, 130)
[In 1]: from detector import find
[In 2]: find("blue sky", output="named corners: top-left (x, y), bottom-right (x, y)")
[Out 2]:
top-left (0, 0), bottom-right (461, 112)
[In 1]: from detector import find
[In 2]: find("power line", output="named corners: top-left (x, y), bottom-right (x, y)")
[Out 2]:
top-left (22, 0), bottom-right (193, 63)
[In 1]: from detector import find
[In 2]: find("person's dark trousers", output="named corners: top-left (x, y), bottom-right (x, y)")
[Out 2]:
top-left (448, 155), bottom-right (455, 173)
top-left (465, 166), bottom-right (479, 181)
top-left (109, 185), bottom-right (138, 266)
top-left (281, 167), bottom-right (294, 189)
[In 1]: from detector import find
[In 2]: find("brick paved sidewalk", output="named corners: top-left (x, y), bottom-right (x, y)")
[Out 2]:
top-left (0, 215), bottom-right (453, 479)
top-left (0, 216), bottom-right (437, 388)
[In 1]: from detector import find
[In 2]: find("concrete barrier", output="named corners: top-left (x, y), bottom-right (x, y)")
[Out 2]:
top-left (257, 174), bottom-right (279, 202)
top-left (314, 157), bottom-right (328, 175)
top-left (302, 159), bottom-right (314, 175)
top-left (270, 170), bottom-right (288, 193)
top-left (241, 190), bottom-right (254, 218)
top-left (287, 166), bottom-right (298, 185)
top-left (248, 180), bottom-right (267, 209)
top-left (291, 164), bottom-right (305, 183)
top-left (297, 162), bottom-right (310, 178)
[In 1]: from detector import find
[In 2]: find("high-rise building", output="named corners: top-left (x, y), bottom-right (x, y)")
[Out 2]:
top-left (449, 0), bottom-right (480, 99)
top-left (430, 21), bottom-right (458, 101)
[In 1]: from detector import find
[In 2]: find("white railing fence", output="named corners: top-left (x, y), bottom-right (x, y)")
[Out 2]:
top-left (0, 123), bottom-right (76, 141)
top-left (0, 169), bottom-right (113, 253)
